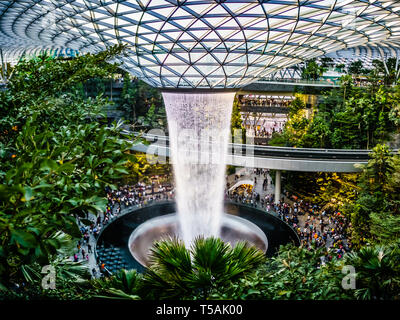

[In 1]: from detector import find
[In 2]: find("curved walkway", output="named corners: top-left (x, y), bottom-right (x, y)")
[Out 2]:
top-left (228, 179), bottom-right (254, 192)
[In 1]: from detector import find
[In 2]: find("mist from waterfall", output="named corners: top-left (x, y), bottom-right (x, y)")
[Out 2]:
top-left (162, 91), bottom-right (236, 247)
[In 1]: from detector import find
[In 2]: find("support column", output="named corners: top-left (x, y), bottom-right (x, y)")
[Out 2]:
top-left (275, 170), bottom-right (281, 204)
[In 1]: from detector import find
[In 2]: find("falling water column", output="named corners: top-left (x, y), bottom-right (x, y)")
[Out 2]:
top-left (162, 90), bottom-right (236, 247)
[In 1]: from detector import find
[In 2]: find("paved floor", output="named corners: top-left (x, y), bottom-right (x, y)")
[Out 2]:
top-left (73, 214), bottom-right (102, 278)
top-left (227, 167), bottom-right (275, 201)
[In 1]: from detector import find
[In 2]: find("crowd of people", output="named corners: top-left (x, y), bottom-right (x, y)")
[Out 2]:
top-left (226, 168), bottom-right (352, 259)
top-left (106, 180), bottom-right (173, 211)
top-left (228, 168), bottom-right (272, 202)
top-left (72, 175), bottom-right (175, 276)
top-left (227, 191), bottom-right (351, 259)
top-left (274, 199), bottom-right (352, 259)
top-left (239, 96), bottom-right (293, 108)
top-left (253, 126), bottom-right (284, 139)
top-left (244, 120), bottom-right (286, 146)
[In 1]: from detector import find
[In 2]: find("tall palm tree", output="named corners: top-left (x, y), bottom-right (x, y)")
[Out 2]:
top-left (140, 236), bottom-right (265, 300)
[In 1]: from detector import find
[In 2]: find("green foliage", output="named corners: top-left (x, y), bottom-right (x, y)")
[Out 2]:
top-left (280, 171), bottom-right (359, 210)
top-left (301, 114), bottom-right (332, 148)
top-left (122, 152), bottom-right (171, 185)
top-left (231, 97), bottom-right (243, 132)
top-left (370, 58), bottom-right (399, 86)
top-left (335, 63), bottom-right (346, 73)
top-left (288, 97), bottom-right (306, 117)
top-left (0, 117), bottom-right (136, 285)
top-left (95, 242), bottom-right (400, 301)
top-left (210, 243), bottom-right (400, 300)
top-left (0, 244), bottom-right (95, 300)
top-left (320, 57), bottom-right (334, 69)
top-left (344, 243), bottom-right (400, 300)
top-left (269, 107), bottom-right (310, 148)
top-left (226, 165), bottom-right (236, 176)
top-left (3, 44), bottom-right (126, 111)
top-left (209, 244), bottom-right (349, 300)
top-left (0, 46), bottom-right (138, 289)
top-left (268, 130), bottom-right (292, 147)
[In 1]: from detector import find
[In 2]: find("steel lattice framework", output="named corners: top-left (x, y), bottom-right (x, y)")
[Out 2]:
top-left (1, 0), bottom-right (400, 89)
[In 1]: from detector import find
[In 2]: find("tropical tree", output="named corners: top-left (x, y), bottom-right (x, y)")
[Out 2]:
top-left (371, 58), bottom-right (400, 86)
top-left (336, 63), bottom-right (346, 73)
top-left (230, 97), bottom-right (245, 142)
top-left (0, 230), bottom-right (96, 299)
top-left (301, 114), bottom-right (332, 148)
top-left (138, 102), bottom-right (167, 129)
top-left (210, 243), bottom-right (400, 300)
top-left (288, 97), bottom-right (306, 117)
top-left (301, 59), bottom-right (326, 81)
top-left (344, 144), bottom-right (400, 247)
top-left (140, 237), bottom-right (265, 300)
top-left (343, 244), bottom-right (400, 300)
top-left (348, 60), bottom-right (366, 76)
top-left (320, 57), bottom-right (334, 69)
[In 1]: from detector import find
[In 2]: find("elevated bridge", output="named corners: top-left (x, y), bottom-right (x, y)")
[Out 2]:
top-left (130, 131), bottom-right (371, 173)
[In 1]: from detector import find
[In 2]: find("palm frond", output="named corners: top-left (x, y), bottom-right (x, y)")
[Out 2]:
top-left (191, 237), bottom-right (231, 276)
top-left (148, 236), bottom-right (192, 276)
top-left (52, 257), bottom-right (91, 283)
top-left (20, 263), bottom-right (42, 283)
top-left (96, 288), bottom-right (140, 300)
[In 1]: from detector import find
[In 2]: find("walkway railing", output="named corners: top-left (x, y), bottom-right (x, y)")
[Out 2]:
top-left (239, 105), bottom-right (289, 114)
top-left (131, 131), bottom-right (377, 161)
top-left (256, 78), bottom-right (340, 87)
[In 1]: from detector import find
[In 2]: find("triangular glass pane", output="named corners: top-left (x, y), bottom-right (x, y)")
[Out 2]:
top-left (173, 18), bottom-right (195, 30)
top-left (215, 28), bottom-right (235, 39)
top-left (184, 66), bottom-right (202, 77)
top-left (186, 3), bottom-right (216, 16)
top-left (207, 66), bottom-right (225, 77)
top-left (190, 52), bottom-right (207, 63)
top-left (161, 66), bottom-right (176, 76)
top-left (204, 17), bottom-right (227, 28)
top-left (212, 52), bottom-right (228, 64)
top-left (196, 78), bottom-right (210, 88)
top-left (152, 7), bottom-right (176, 19)
top-left (188, 29), bottom-right (208, 40)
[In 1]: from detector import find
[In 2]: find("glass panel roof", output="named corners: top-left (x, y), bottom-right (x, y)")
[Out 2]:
top-left (0, 0), bottom-right (400, 88)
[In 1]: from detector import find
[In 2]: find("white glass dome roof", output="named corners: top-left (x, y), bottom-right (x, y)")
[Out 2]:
top-left (1, 0), bottom-right (400, 89)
